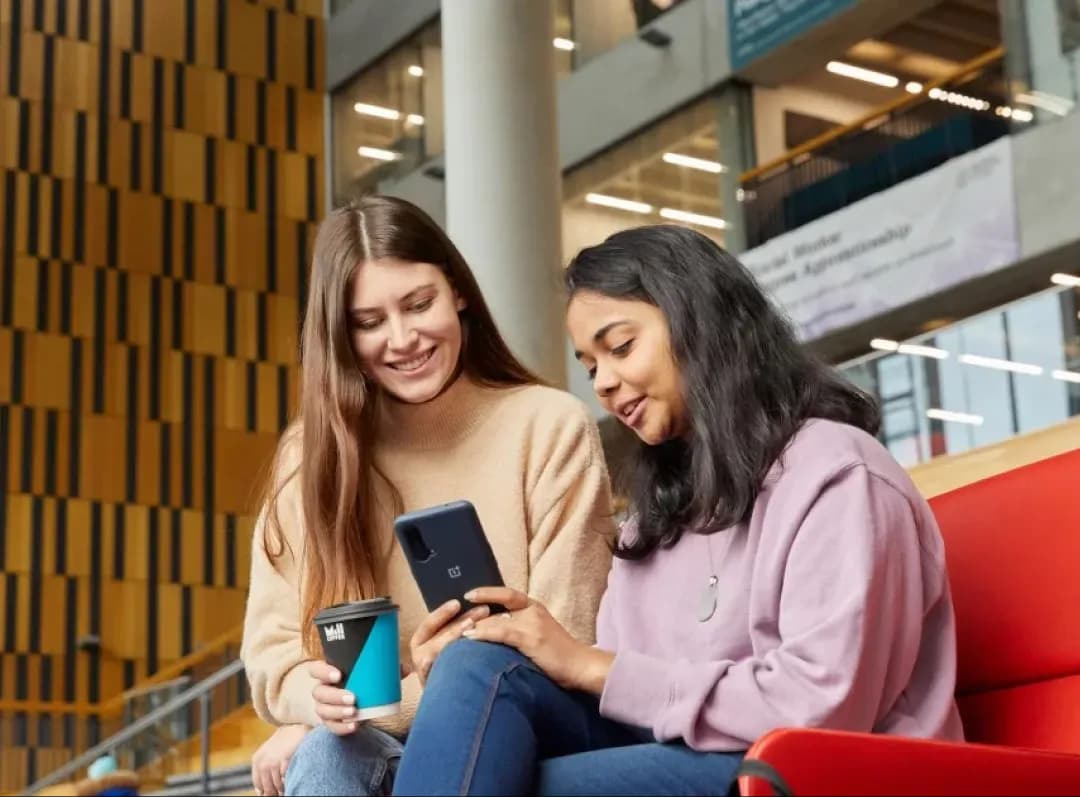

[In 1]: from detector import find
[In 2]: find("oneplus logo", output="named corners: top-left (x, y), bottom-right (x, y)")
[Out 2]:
top-left (447, 566), bottom-right (462, 579)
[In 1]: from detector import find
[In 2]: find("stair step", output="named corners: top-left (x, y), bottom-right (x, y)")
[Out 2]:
top-left (163, 762), bottom-right (251, 787)
top-left (148, 769), bottom-right (252, 797)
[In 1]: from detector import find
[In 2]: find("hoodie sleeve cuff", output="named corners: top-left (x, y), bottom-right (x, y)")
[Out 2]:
top-left (598, 649), bottom-right (676, 731)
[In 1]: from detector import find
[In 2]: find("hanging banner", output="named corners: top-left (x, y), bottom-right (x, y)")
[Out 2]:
top-left (728, 0), bottom-right (856, 70)
top-left (740, 137), bottom-right (1019, 341)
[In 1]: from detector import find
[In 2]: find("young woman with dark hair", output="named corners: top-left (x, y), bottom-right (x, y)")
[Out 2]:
top-left (391, 225), bottom-right (963, 796)
top-left (240, 196), bottom-right (615, 796)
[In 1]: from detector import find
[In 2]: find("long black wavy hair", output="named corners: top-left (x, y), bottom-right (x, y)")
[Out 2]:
top-left (565, 225), bottom-right (881, 560)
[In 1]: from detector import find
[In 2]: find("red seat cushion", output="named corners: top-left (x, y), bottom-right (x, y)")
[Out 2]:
top-left (930, 449), bottom-right (1080, 749)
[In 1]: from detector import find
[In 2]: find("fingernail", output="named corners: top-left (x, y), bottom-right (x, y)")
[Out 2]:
top-left (462, 618), bottom-right (474, 630)
top-left (462, 629), bottom-right (476, 638)
top-left (329, 668), bottom-right (341, 683)
top-left (464, 590), bottom-right (477, 601)
top-left (344, 707), bottom-right (356, 717)
top-left (342, 692), bottom-right (355, 706)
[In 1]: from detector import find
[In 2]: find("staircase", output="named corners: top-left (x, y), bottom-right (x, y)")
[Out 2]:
top-left (144, 706), bottom-right (273, 796)
top-left (148, 763), bottom-right (255, 796)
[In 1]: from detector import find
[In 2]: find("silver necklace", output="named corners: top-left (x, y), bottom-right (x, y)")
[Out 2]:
top-left (697, 534), bottom-right (720, 623)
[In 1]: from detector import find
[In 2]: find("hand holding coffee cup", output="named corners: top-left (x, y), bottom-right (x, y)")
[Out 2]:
top-left (409, 599), bottom-right (491, 686)
top-left (313, 598), bottom-right (404, 734)
top-left (307, 659), bottom-right (359, 735)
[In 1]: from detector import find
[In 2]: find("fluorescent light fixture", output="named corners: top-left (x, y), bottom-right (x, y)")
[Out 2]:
top-left (1011, 108), bottom-right (1034, 122)
top-left (585, 193), bottom-right (653, 214)
top-left (357, 146), bottom-right (402, 162)
top-left (959, 353), bottom-right (1043, 376)
top-left (353, 102), bottom-right (401, 120)
top-left (408, 65), bottom-right (425, 78)
top-left (553, 37), bottom-right (576, 51)
top-left (927, 408), bottom-right (984, 426)
top-left (662, 152), bottom-right (728, 174)
top-left (405, 113), bottom-right (425, 126)
top-left (826, 61), bottom-right (899, 88)
top-left (928, 88), bottom-right (990, 112)
top-left (659, 208), bottom-right (728, 230)
top-left (870, 338), bottom-right (899, 352)
top-left (898, 343), bottom-right (949, 360)
top-left (905, 81), bottom-right (923, 94)
top-left (1052, 369), bottom-right (1080, 384)
top-left (1051, 273), bottom-right (1080, 288)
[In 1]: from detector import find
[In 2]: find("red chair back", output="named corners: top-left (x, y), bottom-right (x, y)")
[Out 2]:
top-left (929, 448), bottom-right (1080, 753)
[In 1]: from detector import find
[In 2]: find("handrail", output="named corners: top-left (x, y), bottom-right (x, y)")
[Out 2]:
top-left (739, 45), bottom-right (1006, 184)
top-left (120, 676), bottom-right (193, 704)
top-left (22, 657), bottom-right (247, 795)
top-left (0, 625), bottom-right (243, 720)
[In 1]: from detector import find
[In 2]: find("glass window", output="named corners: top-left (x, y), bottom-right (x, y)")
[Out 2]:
top-left (1001, 0), bottom-right (1080, 126)
top-left (330, 22), bottom-right (442, 205)
top-left (562, 97), bottom-right (727, 262)
top-left (838, 285), bottom-right (1080, 467)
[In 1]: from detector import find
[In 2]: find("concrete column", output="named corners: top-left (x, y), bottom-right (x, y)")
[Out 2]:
top-left (714, 81), bottom-right (756, 255)
top-left (442, 0), bottom-right (566, 385)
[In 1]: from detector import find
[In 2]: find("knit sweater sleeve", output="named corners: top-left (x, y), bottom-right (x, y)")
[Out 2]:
top-left (525, 400), bottom-right (616, 645)
top-left (240, 436), bottom-right (321, 728)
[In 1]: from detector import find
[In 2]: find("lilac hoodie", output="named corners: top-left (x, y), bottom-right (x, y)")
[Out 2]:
top-left (596, 419), bottom-right (964, 751)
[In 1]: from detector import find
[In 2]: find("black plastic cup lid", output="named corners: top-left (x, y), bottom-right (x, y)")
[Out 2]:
top-left (314, 597), bottom-right (398, 625)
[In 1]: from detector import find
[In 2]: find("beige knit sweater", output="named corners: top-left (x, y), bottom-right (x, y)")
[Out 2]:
top-left (240, 377), bottom-right (616, 737)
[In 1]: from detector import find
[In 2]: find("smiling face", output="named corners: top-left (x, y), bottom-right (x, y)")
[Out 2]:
top-left (566, 289), bottom-right (688, 445)
top-left (349, 257), bottom-right (466, 404)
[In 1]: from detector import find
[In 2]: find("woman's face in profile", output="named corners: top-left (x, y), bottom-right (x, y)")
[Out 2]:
top-left (566, 290), bottom-right (687, 445)
top-left (349, 257), bottom-right (466, 404)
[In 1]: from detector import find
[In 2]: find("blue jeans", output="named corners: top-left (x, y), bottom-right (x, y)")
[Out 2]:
top-left (392, 639), bottom-right (744, 796)
top-left (285, 724), bottom-right (403, 796)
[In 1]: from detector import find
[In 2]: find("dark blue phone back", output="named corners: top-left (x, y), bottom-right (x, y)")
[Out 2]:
top-left (393, 500), bottom-right (507, 614)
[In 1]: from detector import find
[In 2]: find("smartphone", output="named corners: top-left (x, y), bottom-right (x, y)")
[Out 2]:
top-left (393, 500), bottom-right (507, 616)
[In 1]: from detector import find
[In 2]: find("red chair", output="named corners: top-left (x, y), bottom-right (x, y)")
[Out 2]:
top-left (739, 448), bottom-right (1080, 795)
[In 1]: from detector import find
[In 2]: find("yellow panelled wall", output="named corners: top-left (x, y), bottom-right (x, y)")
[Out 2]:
top-left (0, 0), bottom-right (323, 783)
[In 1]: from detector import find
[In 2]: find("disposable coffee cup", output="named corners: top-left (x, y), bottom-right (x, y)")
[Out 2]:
top-left (314, 597), bottom-right (402, 720)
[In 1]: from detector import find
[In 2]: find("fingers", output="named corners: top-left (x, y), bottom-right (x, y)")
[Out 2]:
top-left (306, 659), bottom-right (342, 686)
top-left (416, 606), bottom-right (492, 684)
top-left (462, 615), bottom-right (516, 647)
top-left (313, 683), bottom-right (358, 726)
top-left (412, 599), bottom-right (462, 647)
top-left (324, 719), bottom-right (359, 736)
top-left (251, 762), bottom-right (265, 797)
top-left (429, 606), bottom-right (489, 652)
top-left (465, 587), bottom-right (531, 611)
top-left (464, 604), bottom-right (491, 623)
top-left (312, 683), bottom-right (355, 708)
top-left (278, 755), bottom-right (291, 790)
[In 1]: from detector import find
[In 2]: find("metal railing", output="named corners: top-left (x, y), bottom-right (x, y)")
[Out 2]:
top-left (740, 47), bottom-right (1009, 249)
top-left (0, 626), bottom-right (245, 793)
top-left (22, 658), bottom-right (246, 796)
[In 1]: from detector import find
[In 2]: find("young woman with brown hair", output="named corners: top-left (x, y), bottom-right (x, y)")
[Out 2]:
top-left (240, 196), bottom-right (614, 796)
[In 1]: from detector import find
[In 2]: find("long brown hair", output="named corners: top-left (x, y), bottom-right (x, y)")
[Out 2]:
top-left (263, 196), bottom-right (538, 653)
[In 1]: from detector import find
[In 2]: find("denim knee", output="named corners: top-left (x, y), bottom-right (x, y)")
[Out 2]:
top-left (428, 639), bottom-right (535, 689)
top-left (284, 724), bottom-right (403, 796)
